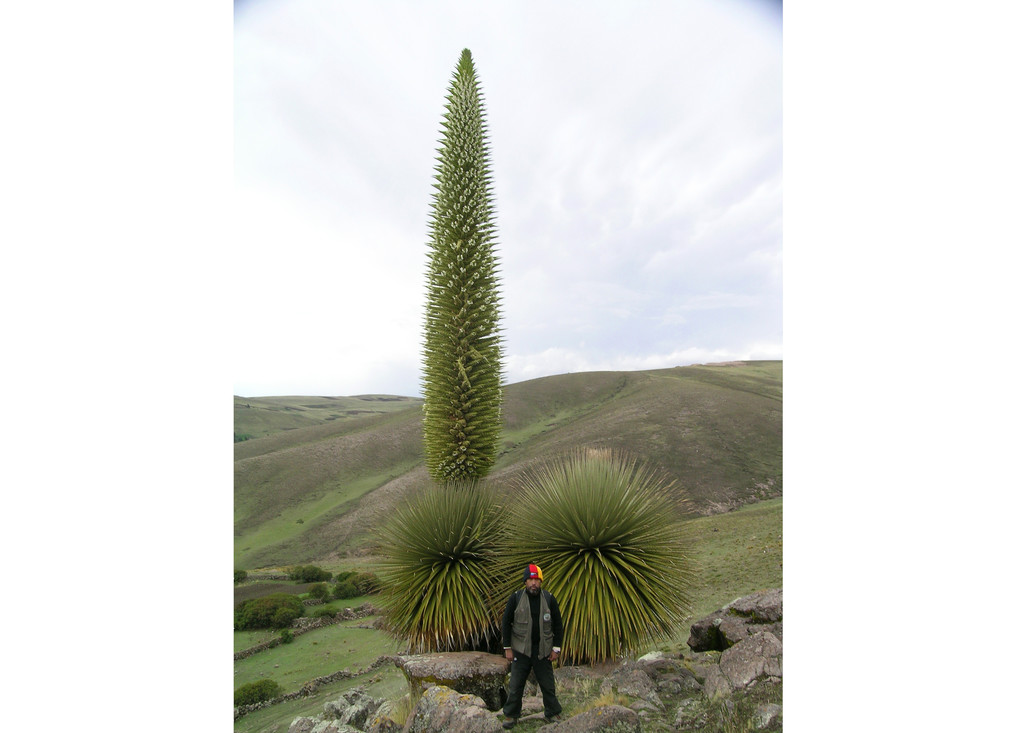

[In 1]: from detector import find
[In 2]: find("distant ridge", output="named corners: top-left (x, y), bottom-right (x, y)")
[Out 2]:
top-left (234, 361), bottom-right (781, 569)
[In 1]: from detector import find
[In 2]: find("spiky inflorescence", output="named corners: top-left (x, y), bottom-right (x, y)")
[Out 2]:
top-left (503, 450), bottom-right (697, 665)
top-left (421, 48), bottom-right (504, 483)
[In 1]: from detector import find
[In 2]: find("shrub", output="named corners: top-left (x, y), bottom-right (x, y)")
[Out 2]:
top-left (234, 569), bottom-right (248, 584)
top-left (234, 679), bottom-right (281, 707)
top-left (279, 629), bottom-right (293, 644)
top-left (312, 607), bottom-right (336, 619)
top-left (350, 571), bottom-right (381, 595)
top-left (307, 583), bottom-right (330, 601)
top-left (289, 565), bottom-right (332, 583)
top-left (377, 481), bottom-right (511, 652)
top-left (503, 449), bottom-right (695, 664)
top-left (332, 580), bottom-right (358, 600)
top-left (234, 593), bottom-right (304, 631)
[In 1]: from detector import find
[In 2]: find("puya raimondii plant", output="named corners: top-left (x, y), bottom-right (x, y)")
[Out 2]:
top-left (376, 481), bottom-right (511, 653)
top-left (503, 449), bottom-right (696, 664)
top-left (421, 48), bottom-right (504, 483)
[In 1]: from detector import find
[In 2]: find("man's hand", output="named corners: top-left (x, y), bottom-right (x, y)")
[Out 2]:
top-left (504, 649), bottom-right (513, 661)
top-left (549, 649), bottom-right (559, 662)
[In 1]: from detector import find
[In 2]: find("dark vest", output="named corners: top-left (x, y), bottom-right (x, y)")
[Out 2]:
top-left (510, 589), bottom-right (554, 659)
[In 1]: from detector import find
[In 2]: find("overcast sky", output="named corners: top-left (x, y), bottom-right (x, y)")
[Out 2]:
top-left (233, 0), bottom-right (783, 397)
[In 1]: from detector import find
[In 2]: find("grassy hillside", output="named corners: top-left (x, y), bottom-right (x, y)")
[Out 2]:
top-left (234, 361), bottom-right (781, 570)
top-left (234, 395), bottom-right (422, 441)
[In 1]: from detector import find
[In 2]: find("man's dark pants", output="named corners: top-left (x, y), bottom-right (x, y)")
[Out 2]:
top-left (503, 652), bottom-right (562, 719)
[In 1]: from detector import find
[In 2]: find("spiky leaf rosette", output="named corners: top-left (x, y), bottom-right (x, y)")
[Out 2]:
top-left (376, 481), bottom-right (512, 652)
top-left (421, 48), bottom-right (504, 483)
top-left (504, 450), bottom-right (696, 664)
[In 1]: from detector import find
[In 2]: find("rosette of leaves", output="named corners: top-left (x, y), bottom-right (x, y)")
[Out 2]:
top-left (504, 450), bottom-right (695, 664)
top-left (377, 481), bottom-right (511, 652)
top-left (421, 48), bottom-right (504, 483)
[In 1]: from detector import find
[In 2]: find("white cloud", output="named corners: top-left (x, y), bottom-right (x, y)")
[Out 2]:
top-left (234, 0), bottom-right (782, 396)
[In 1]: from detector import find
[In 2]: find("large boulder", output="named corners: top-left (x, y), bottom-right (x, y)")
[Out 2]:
top-left (687, 589), bottom-right (782, 652)
top-left (545, 704), bottom-right (640, 732)
top-left (703, 631), bottom-right (782, 699)
top-left (406, 685), bottom-right (502, 733)
top-left (396, 652), bottom-right (509, 711)
top-left (719, 631), bottom-right (782, 690)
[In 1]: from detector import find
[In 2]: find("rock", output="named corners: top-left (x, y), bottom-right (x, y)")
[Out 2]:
top-left (701, 631), bottom-right (781, 699)
top-left (287, 719), bottom-right (359, 733)
top-left (654, 668), bottom-right (703, 696)
top-left (687, 589), bottom-right (782, 651)
top-left (519, 695), bottom-right (544, 715)
top-left (366, 715), bottom-right (400, 733)
top-left (728, 589), bottom-right (782, 622)
top-left (544, 704), bottom-right (640, 732)
top-left (718, 632), bottom-right (782, 690)
top-left (397, 652), bottom-right (509, 711)
top-left (365, 699), bottom-right (403, 733)
top-left (633, 653), bottom-right (682, 679)
top-left (637, 651), bottom-right (665, 663)
top-left (752, 703), bottom-right (782, 729)
top-left (310, 723), bottom-right (360, 733)
top-left (289, 719), bottom-right (318, 733)
top-left (405, 685), bottom-right (502, 733)
top-left (671, 698), bottom-right (707, 730)
top-left (603, 664), bottom-right (662, 710)
top-left (322, 687), bottom-right (384, 729)
top-left (703, 666), bottom-right (733, 699)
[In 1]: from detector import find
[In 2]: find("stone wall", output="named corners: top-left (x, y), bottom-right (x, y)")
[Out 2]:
top-left (234, 655), bottom-right (400, 722)
top-left (234, 603), bottom-right (380, 661)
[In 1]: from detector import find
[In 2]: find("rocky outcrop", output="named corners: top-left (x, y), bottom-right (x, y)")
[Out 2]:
top-left (288, 687), bottom-right (385, 733)
top-left (322, 688), bottom-right (385, 729)
top-left (279, 591), bottom-right (783, 732)
top-left (687, 589), bottom-right (782, 652)
top-left (396, 652), bottom-right (509, 711)
top-left (405, 685), bottom-right (502, 733)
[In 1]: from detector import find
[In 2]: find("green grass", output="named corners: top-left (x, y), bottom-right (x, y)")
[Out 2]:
top-left (666, 497), bottom-right (783, 652)
top-left (234, 619), bottom-right (400, 694)
top-left (234, 628), bottom-right (282, 653)
top-left (234, 395), bottom-right (422, 440)
top-left (234, 463), bottom-right (419, 569)
top-left (233, 664), bottom-right (407, 733)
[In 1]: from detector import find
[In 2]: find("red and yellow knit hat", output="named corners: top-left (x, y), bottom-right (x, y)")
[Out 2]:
top-left (523, 563), bottom-right (543, 581)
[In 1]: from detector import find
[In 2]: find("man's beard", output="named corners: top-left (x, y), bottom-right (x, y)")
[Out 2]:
top-left (526, 586), bottom-right (540, 596)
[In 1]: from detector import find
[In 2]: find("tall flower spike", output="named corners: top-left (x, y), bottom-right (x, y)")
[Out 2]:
top-left (421, 49), bottom-right (504, 483)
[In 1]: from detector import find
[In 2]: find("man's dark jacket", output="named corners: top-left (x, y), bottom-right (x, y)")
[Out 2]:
top-left (501, 588), bottom-right (563, 660)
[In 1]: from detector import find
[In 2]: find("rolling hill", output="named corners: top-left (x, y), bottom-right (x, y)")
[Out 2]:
top-left (234, 360), bottom-right (781, 570)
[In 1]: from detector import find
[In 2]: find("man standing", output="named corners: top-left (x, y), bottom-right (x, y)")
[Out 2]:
top-left (501, 562), bottom-right (564, 729)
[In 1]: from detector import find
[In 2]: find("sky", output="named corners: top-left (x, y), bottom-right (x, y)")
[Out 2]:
top-left (233, 0), bottom-right (783, 397)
